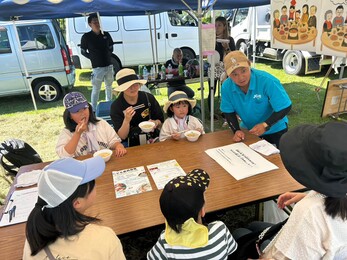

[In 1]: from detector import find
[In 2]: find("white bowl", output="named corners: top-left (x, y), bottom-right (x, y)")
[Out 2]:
top-left (93, 149), bottom-right (113, 162)
top-left (139, 121), bottom-right (155, 133)
top-left (184, 130), bottom-right (201, 142)
top-left (166, 73), bottom-right (174, 79)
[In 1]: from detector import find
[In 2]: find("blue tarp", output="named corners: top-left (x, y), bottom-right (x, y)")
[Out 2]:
top-left (0, 0), bottom-right (269, 20)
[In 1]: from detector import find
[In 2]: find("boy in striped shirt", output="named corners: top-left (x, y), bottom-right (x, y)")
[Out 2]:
top-left (147, 169), bottom-right (237, 259)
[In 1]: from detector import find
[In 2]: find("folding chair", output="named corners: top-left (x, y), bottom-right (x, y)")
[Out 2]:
top-left (96, 101), bottom-right (113, 127)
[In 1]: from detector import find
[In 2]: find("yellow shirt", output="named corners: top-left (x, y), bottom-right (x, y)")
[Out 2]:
top-left (22, 224), bottom-right (126, 260)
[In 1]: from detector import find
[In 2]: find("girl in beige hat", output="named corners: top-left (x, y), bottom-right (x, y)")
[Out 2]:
top-left (160, 91), bottom-right (204, 141)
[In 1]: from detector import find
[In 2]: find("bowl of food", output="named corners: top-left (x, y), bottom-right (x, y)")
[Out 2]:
top-left (184, 130), bottom-right (201, 142)
top-left (93, 149), bottom-right (113, 162)
top-left (139, 121), bottom-right (155, 133)
top-left (166, 73), bottom-right (174, 79)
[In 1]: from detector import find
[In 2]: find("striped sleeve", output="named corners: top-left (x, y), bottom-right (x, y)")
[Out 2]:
top-left (147, 231), bottom-right (167, 260)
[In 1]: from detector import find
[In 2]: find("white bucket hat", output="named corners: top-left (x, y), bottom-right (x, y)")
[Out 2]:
top-left (163, 91), bottom-right (196, 113)
top-left (115, 68), bottom-right (147, 91)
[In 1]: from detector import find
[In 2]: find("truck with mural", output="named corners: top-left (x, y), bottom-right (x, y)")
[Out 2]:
top-left (228, 4), bottom-right (340, 75)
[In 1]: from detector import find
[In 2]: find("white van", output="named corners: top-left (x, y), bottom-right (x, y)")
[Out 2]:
top-left (66, 11), bottom-right (199, 72)
top-left (0, 19), bottom-right (75, 102)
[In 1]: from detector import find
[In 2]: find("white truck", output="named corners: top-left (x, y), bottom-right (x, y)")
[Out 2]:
top-left (66, 11), bottom-right (199, 73)
top-left (229, 5), bottom-right (333, 75)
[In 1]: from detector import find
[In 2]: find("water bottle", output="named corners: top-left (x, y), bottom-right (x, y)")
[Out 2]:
top-left (178, 62), bottom-right (184, 76)
top-left (167, 63), bottom-right (172, 74)
top-left (143, 66), bottom-right (148, 80)
top-left (150, 66), bottom-right (155, 80)
top-left (138, 65), bottom-right (143, 79)
top-left (160, 65), bottom-right (166, 79)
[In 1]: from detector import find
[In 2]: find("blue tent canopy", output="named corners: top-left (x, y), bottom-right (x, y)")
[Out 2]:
top-left (0, 0), bottom-right (269, 20)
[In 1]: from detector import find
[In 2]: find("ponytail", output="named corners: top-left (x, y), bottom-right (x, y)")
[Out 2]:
top-left (25, 180), bottom-right (100, 256)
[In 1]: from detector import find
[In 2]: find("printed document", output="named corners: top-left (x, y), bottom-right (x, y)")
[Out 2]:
top-left (205, 143), bottom-right (278, 180)
top-left (0, 187), bottom-right (38, 227)
top-left (147, 159), bottom-right (186, 190)
top-left (112, 166), bottom-right (152, 198)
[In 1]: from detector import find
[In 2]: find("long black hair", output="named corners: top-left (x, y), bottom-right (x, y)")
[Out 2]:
top-left (324, 197), bottom-right (347, 221)
top-left (26, 180), bottom-right (99, 256)
top-left (166, 101), bottom-right (193, 118)
top-left (63, 104), bottom-right (99, 132)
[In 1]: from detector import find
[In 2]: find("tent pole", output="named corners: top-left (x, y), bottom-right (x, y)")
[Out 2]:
top-left (153, 14), bottom-right (159, 74)
top-left (96, 12), bottom-right (104, 35)
top-left (197, 1), bottom-right (205, 126)
top-left (147, 13), bottom-right (156, 69)
top-left (12, 20), bottom-right (37, 110)
top-left (252, 7), bottom-right (256, 67)
top-left (210, 11), bottom-right (215, 132)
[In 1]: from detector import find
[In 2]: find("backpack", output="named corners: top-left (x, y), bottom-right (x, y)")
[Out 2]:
top-left (229, 218), bottom-right (288, 260)
top-left (0, 139), bottom-right (42, 175)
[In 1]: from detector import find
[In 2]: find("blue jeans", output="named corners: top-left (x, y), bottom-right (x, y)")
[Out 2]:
top-left (91, 65), bottom-right (114, 111)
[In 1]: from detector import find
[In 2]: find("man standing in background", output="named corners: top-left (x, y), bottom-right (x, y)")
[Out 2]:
top-left (81, 13), bottom-right (114, 112)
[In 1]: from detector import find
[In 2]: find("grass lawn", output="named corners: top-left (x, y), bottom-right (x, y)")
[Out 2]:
top-left (0, 60), bottom-right (346, 202)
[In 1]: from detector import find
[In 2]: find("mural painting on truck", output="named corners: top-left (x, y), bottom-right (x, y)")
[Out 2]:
top-left (66, 11), bottom-right (199, 74)
top-left (228, 4), bottom-right (334, 75)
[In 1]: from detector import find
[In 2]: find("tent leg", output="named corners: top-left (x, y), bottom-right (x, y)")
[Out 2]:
top-left (12, 20), bottom-right (37, 110)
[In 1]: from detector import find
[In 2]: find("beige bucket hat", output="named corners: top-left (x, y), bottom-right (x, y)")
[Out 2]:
top-left (115, 68), bottom-right (147, 91)
top-left (163, 91), bottom-right (196, 113)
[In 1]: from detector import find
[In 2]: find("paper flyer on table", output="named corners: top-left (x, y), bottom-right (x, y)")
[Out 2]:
top-left (0, 187), bottom-right (38, 227)
top-left (112, 166), bottom-right (152, 198)
top-left (249, 140), bottom-right (280, 156)
top-left (205, 143), bottom-right (279, 180)
top-left (147, 159), bottom-right (186, 190)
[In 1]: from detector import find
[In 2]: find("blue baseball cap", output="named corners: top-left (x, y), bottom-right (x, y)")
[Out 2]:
top-left (63, 92), bottom-right (89, 113)
top-left (38, 156), bottom-right (105, 208)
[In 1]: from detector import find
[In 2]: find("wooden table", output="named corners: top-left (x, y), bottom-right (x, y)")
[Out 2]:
top-left (0, 130), bottom-right (304, 259)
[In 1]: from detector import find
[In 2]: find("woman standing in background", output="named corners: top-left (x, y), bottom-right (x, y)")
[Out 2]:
top-left (208, 16), bottom-right (236, 119)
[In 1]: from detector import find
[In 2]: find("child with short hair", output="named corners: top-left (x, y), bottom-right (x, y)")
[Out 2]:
top-left (159, 91), bottom-right (204, 141)
top-left (147, 169), bottom-right (237, 259)
top-left (23, 156), bottom-right (126, 259)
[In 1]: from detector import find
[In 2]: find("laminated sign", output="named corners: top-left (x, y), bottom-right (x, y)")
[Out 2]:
top-left (202, 23), bottom-right (216, 56)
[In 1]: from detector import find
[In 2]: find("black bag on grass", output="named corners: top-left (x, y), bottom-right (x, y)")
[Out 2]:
top-left (229, 218), bottom-right (288, 260)
top-left (0, 139), bottom-right (42, 175)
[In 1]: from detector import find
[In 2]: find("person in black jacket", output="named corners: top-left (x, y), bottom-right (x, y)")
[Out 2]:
top-left (80, 13), bottom-right (115, 111)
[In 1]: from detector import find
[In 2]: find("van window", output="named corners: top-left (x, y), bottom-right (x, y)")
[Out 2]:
top-left (123, 14), bottom-right (161, 31)
top-left (74, 17), bottom-right (119, 33)
top-left (17, 24), bottom-right (55, 51)
top-left (168, 11), bottom-right (197, 27)
top-left (0, 28), bottom-right (11, 54)
top-left (233, 8), bottom-right (249, 27)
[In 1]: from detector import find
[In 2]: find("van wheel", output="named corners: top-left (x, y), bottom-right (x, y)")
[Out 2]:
top-left (33, 81), bottom-right (62, 102)
top-left (282, 50), bottom-right (305, 75)
top-left (111, 55), bottom-right (122, 77)
top-left (181, 48), bottom-right (195, 60)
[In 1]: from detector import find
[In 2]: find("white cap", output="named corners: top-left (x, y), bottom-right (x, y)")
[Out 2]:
top-left (38, 156), bottom-right (105, 208)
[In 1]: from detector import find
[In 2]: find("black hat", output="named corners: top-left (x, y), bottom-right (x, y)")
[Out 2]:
top-left (280, 122), bottom-right (347, 198)
top-left (160, 169), bottom-right (210, 225)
